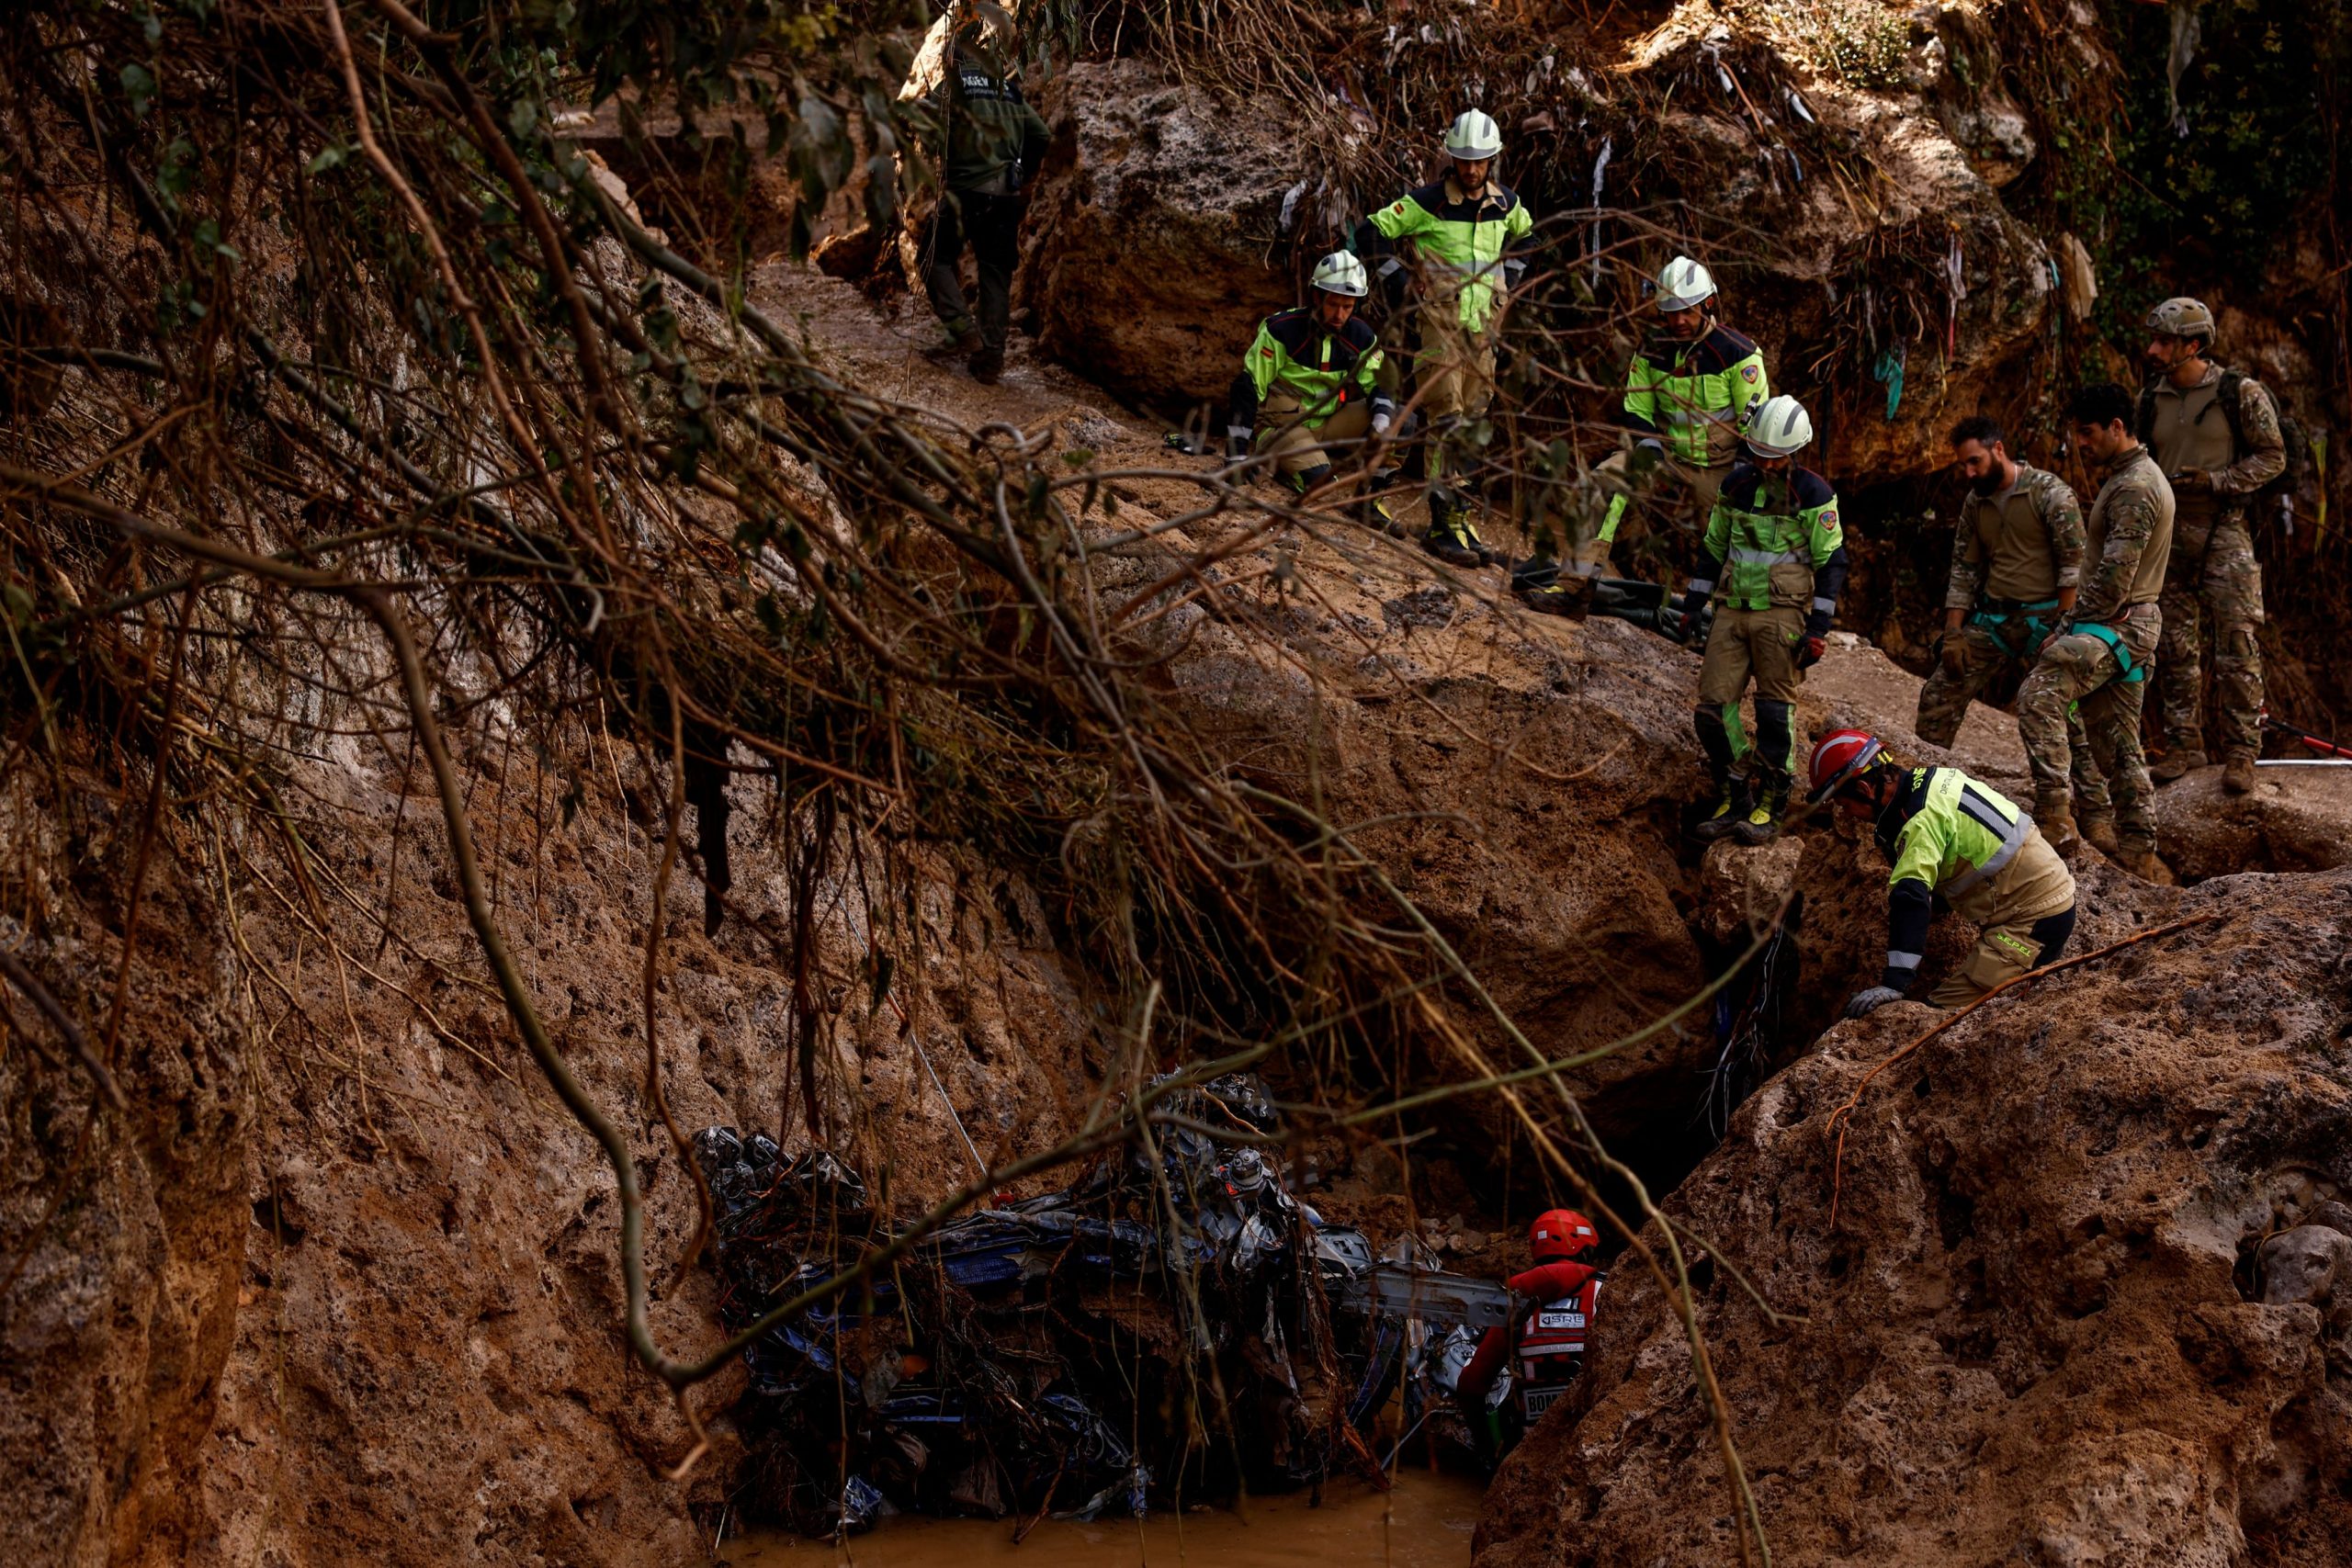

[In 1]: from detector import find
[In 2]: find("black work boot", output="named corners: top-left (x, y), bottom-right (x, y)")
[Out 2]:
top-left (1731, 770), bottom-right (1791, 846)
top-left (969, 343), bottom-right (1005, 385)
top-left (1360, 492), bottom-right (1408, 538)
top-left (1286, 462), bottom-right (1335, 500)
top-left (1421, 491), bottom-right (1486, 568)
top-left (1521, 573), bottom-right (1593, 619)
top-left (1691, 773), bottom-right (1751, 843)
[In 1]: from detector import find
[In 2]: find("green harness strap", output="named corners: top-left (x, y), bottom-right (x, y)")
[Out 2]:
top-left (2071, 620), bottom-right (2147, 683)
top-left (1967, 598), bottom-right (2061, 660)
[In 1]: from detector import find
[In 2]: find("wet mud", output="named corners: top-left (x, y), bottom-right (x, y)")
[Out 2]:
top-left (724, 1471), bottom-right (1486, 1568)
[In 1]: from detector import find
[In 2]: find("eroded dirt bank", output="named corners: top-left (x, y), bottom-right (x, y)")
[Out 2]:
top-left (1475, 865), bottom-right (2352, 1567)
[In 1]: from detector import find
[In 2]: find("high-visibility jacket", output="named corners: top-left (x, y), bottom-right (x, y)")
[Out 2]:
top-left (1877, 767), bottom-right (2075, 989)
top-left (1623, 324), bottom-right (1770, 467)
top-left (1362, 179), bottom-right (1535, 333)
top-left (1230, 309), bottom-right (1391, 431)
top-left (1699, 463), bottom-right (1847, 618)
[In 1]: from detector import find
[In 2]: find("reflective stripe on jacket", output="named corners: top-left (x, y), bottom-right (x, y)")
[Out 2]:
top-left (1703, 463), bottom-right (1844, 611)
top-left (1888, 767), bottom-right (2032, 900)
top-left (1515, 1274), bottom-right (1600, 1422)
top-left (1363, 179), bottom-right (1535, 333)
top-left (1623, 324), bottom-right (1769, 466)
top-left (1239, 310), bottom-right (1387, 429)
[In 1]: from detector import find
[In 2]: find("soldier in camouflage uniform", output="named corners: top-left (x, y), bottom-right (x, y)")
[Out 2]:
top-left (2138, 297), bottom-right (2285, 795)
top-left (1913, 416), bottom-right (2117, 854)
top-left (2016, 385), bottom-right (2172, 881)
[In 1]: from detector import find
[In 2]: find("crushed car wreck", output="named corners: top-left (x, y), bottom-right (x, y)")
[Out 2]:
top-left (695, 1074), bottom-right (1525, 1536)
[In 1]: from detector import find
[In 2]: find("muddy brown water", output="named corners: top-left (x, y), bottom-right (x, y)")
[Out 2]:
top-left (724, 1472), bottom-right (1486, 1568)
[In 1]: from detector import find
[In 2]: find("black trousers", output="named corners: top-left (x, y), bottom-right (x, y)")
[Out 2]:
top-left (922, 189), bottom-right (1023, 350)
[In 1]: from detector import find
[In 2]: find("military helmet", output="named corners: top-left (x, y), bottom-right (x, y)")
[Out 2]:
top-left (1743, 394), bottom-right (1815, 458)
top-left (1310, 250), bottom-right (1369, 299)
top-left (1657, 254), bottom-right (1718, 312)
top-left (2144, 296), bottom-right (2216, 344)
top-left (1443, 109), bottom-right (1503, 162)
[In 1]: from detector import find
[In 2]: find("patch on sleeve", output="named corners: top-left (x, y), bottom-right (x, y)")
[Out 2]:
top-left (1740, 364), bottom-right (1759, 384)
top-left (1260, 346), bottom-right (1276, 357)
top-left (1393, 201), bottom-right (1407, 214)
top-left (1819, 507), bottom-right (1840, 528)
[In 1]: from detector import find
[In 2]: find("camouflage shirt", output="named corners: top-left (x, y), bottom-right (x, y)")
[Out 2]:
top-left (2143, 364), bottom-right (2287, 497)
top-left (1943, 463), bottom-right (2086, 609)
top-left (2077, 447), bottom-right (2176, 623)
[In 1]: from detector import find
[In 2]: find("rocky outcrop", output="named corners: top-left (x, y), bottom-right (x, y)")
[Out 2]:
top-left (1473, 867), bottom-right (2352, 1568)
top-left (1018, 62), bottom-right (1304, 407)
top-left (1, 829), bottom-right (250, 1568)
top-left (2150, 765), bottom-right (2352, 883)
top-left (1019, 7), bottom-right (2054, 481)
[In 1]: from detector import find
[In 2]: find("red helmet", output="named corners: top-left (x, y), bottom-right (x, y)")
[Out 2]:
top-left (1530, 1209), bottom-right (1598, 1260)
top-left (1806, 728), bottom-right (1884, 804)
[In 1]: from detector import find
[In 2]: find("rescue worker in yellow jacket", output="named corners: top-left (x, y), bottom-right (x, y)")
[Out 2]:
top-left (1360, 109), bottom-right (1537, 568)
top-left (1683, 396), bottom-right (1848, 846)
top-left (1806, 729), bottom-right (2077, 1015)
top-left (1225, 252), bottom-right (1400, 533)
top-left (1521, 255), bottom-right (1770, 615)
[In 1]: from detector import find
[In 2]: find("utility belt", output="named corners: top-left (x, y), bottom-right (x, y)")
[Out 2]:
top-left (1967, 596), bottom-right (2061, 658)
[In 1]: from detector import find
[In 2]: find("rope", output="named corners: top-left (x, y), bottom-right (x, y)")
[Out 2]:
top-left (1824, 913), bottom-right (2221, 1226)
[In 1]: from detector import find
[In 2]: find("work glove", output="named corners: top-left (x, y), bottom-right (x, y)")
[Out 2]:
top-left (1795, 634), bottom-right (1826, 670)
top-left (1939, 633), bottom-right (1967, 678)
top-left (1370, 411), bottom-right (1394, 439)
top-left (1628, 437), bottom-right (1666, 478)
top-left (1843, 986), bottom-right (1905, 1020)
top-left (2171, 467), bottom-right (2213, 493)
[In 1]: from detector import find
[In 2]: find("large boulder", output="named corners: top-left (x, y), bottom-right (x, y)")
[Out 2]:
top-left (1019, 62), bottom-right (1304, 408)
top-left (1473, 866), bottom-right (2352, 1568)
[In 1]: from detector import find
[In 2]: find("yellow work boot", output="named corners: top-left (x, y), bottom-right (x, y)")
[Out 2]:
top-left (2118, 842), bottom-right (2165, 882)
top-left (2222, 753), bottom-right (2256, 795)
top-left (2150, 748), bottom-right (2206, 784)
top-left (1730, 773), bottom-right (1791, 846)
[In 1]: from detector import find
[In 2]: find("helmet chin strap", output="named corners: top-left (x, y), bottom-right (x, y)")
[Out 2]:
top-left (1866, 771), bottom-right (1905, 852)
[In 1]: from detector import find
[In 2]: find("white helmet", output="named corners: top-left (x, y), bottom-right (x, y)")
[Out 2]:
top-left (1657, 254), bottom-right (1717, 312)
top-left (1310, 251), bottom-right (1369, 299)
top-left (1743, 395), bottom-right (1815, 458)
top-left (1443, 109), bottom-right (1502, 162)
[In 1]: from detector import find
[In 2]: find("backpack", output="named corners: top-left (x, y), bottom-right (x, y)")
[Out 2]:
top-left (2136, 368), bottom-right (2312, 509)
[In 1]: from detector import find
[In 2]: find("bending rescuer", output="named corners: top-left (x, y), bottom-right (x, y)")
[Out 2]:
top-left (1805, 728), bottom-right (2079, 1018)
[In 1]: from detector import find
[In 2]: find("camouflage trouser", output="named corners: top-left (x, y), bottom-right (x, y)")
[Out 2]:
top-left (1914, 616), bottom-right (2110, 816)
top-left (2016, 607), bottom-right (2161, 852)
top-left (2157, 520), bottom-right (2265, 761)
